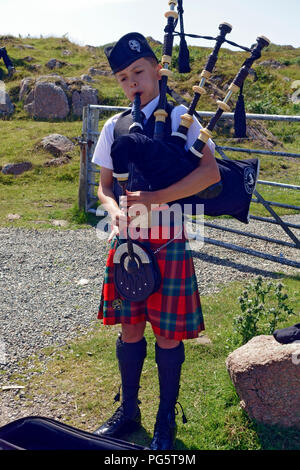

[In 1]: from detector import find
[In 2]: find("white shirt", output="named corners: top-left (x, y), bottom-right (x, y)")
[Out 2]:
top-left (91, 95), bottom-right (215, 169)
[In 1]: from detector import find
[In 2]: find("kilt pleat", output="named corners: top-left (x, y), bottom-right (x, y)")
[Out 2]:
top-left (98, 225), bottom-right (204, 340)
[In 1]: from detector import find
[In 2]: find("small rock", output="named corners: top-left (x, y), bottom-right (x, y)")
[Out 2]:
top-left (2, 162), bottom-right (32, 175)
top-left (291, 80), bottom-right (300, 90)
top-left (259, 59), bottom-right (284, 69)
top-left (2, 385), bottom-right (25, 391)
top-left (88, 67), bottom-right (110, 76)
top-left (196, 335), bottom-right (212, 345)
top-left (7, 214), bottom-right (21, 221)
top-left (43, 156), bottom-right (72, 167)
top-left (39, 134), bottom-right (74, 157)
top-left (291, 89), bottom-right (300, 104)
top-left (46, 58), bottom-right (68, 69)
top-left (22, 56), bottom-right (34, 62)
top-left (76, 279), bottom-right (89, 286)
top-left (80, 74), bottom-right (94, 82)
top-left (51, 219), bottom-right (69, 227)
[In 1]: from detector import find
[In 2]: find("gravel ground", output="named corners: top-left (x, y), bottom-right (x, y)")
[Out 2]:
top-left (0, 216), bottom-right (299, 428)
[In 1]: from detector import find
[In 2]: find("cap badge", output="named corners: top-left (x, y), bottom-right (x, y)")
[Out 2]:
top-left (128, 39), bottom-right (141, 53)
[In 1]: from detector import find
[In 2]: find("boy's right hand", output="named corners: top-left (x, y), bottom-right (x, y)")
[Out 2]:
top-left (109, 209), bottom-right (131, 242)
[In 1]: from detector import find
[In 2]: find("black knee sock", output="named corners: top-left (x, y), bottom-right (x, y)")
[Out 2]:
top-left (155, 341), bottom-right (185, 418)
top-left (116, 335), bottom-right (147, 418)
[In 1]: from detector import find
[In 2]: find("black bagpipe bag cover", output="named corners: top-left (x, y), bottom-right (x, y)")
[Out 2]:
top-left (111, 133), bottom-right (259, 224)
top-left (0, 416), bottom-right (146, 450)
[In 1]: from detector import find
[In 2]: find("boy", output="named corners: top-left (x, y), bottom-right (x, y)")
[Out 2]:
top-left (92, 32), bottom-right (219, 450)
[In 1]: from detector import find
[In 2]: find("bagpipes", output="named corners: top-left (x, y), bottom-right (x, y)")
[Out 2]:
top-left (111, 1), bottom-right (270, 224)
top-left (112, 0), bottom-right (270, 302)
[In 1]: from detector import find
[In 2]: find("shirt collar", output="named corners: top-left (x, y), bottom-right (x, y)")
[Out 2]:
top-left (139, 95), bottom-right (160, 121)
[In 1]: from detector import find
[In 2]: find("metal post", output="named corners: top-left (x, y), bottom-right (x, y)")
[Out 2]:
top-left (78, 106), bottom-right (88, 211)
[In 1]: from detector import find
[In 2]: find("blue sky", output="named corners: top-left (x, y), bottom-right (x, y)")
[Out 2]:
top-left (1, 0), bottom-right (299, 50)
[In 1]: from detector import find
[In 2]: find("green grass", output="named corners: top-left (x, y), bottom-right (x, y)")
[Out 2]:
top-left (4, 275), bottom-right (300, 450)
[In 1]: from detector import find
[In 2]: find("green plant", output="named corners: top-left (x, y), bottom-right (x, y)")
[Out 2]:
top-left (233, 276), bottom-right (295, 345)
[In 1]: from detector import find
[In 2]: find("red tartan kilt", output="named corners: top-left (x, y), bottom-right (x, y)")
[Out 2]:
top-left (98, 223), bottom-right (204, 340)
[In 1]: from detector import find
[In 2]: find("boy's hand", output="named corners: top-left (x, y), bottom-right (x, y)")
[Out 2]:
top-left (121, 190), bottom-right (159, 213)
top-left (108, 224), bottom-right (119, 242)
top-left (110, 208), bottom-right (130, 241)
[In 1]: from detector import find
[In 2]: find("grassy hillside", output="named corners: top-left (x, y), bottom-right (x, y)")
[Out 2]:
top-left (0, 35), bottom-right (299, 229)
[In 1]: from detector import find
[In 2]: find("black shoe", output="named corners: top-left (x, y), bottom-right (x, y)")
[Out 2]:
top-left (93, 405), bottom-right (141, 438)
top-left (150, 411), bottom-right (177, 450)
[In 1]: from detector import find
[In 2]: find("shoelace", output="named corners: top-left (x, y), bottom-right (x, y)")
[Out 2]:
top-left (175, 401), bottom-right (188, 424)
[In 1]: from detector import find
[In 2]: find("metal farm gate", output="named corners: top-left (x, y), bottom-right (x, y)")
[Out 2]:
top-left (78, 104), bottom-right (300, 269)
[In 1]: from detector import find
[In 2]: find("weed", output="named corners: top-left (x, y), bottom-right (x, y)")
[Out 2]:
top-left (232, 276), bottom-right (296, 345)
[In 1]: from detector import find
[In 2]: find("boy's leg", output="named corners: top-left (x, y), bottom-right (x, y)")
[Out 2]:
top-left (94, 322), bottom-right (146, 438)
top-left (150, 335), bottom-right (185, 451)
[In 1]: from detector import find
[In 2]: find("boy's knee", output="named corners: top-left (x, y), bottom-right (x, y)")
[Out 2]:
top-left (155, 334), bottom-right (180, 349)
top-left (121, 322), bottom-right (146, 343)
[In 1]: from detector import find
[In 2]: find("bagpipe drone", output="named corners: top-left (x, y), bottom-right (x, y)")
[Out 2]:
top-left (112, 0), bottom-right (270, 302)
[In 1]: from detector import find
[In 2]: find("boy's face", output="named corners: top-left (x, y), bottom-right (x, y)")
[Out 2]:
top-left (115, 57), bottom-right (161, 107)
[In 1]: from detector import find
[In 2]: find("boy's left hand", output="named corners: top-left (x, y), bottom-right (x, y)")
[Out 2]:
top-left (120, 190), bottom-right (159, 213)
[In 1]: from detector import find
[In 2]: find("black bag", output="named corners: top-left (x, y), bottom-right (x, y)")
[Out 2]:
top-left (0, 416), bottom-right (147, 450)
top-left (273, 323), bottom-right (300, 345)
top-left (113, 238), bottom-right (161, 302)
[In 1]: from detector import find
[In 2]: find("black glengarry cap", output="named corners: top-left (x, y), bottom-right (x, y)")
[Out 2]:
top-left (105, 32), bottom-right (158, 74)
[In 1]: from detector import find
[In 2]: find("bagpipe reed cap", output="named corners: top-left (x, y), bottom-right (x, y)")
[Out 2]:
top-left (219, 22), bottom-right (232, 33)
top-left (257, 35), bottom-right (271, 47)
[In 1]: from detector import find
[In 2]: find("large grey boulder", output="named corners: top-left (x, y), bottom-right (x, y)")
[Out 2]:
top-left (24, 81), bottom-right (69, 119)
top-left (72, 85), bottom-right (98, 117)
top-left (20, 75), bottom-right (99, 119)
top-left (226, 335), bottom-right (300, 428)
